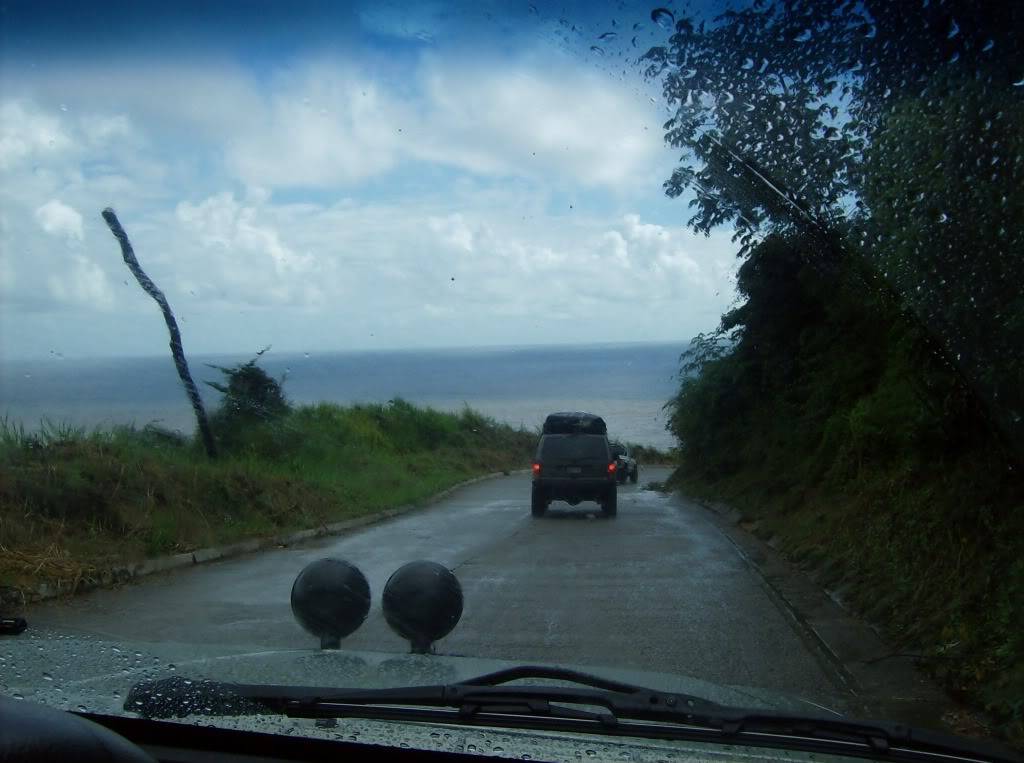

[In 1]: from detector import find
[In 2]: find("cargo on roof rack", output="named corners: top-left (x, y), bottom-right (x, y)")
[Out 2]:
top-left (542, 412), bottom-right (607, 435)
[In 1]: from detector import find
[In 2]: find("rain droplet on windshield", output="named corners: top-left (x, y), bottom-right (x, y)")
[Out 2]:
top-left (598, 32), bottom-right (617, 41)
top-left (590, 45), bottom-right (605, 55)
top-left (947, 18), bottom-right (960, 38)
top-left (651, 7), bottom-right (674, 30)
top-left (794, 29), bottom-right (812, 42)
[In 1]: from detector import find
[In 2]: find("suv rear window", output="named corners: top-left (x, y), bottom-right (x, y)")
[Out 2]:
top-left (540, 435), bottom-right (609, 461)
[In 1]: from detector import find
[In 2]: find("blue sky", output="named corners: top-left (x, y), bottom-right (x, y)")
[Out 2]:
top-left (0, 0), bottom-right (738, 359)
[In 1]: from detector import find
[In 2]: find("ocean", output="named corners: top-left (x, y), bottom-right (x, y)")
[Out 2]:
top-left (0, 342), bottom-right (686, 449)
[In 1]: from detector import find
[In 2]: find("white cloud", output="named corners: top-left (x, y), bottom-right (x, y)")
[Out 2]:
top-left (415, 208), bottom-right (735, 319)
top-left (428, 213), bottom-right (477, 253)
top-left (226, 68), bottom-right (404, 187)
top-left (0, 101), bottom-right (74, 170)
top-left (158, 193), bottom-right (737, 348)
top-left (219, 54), bottom-right (664, 191)
top-left (34, 199), bottom-right (84, 240)
top-left (0, 53), bottom-right (738, 359)
top-left (4, 53), bottom-right (667, 195)
top-left (411, 58), bottom-right (663, 189)
top-left (80, 113), bottom-right (136, 146)
top-left (175, 192), bottom-right (323, 307)
top-left (47, 254), bottom-right (115, 309)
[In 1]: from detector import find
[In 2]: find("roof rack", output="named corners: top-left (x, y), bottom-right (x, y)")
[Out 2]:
top-left (542, 412), bottom-right (607, 435)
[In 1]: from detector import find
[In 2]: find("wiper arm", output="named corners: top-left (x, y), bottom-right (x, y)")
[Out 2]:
top-left (126, 666), bottom-right (1022, 763)
top-left (127, 664), bottom-right (719, 723)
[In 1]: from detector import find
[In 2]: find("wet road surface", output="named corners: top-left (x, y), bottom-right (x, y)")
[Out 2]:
top-left (27, 468), bottom-right (849, 708)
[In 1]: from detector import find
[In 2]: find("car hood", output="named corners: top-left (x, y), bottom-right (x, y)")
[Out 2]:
top-left (3, 625), bottom-right (847, 761)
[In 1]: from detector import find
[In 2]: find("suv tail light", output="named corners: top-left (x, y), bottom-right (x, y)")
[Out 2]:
top-left (532, 463), bottom-right (541, 478)
top-left (607, 462), bottom-right (617, 474)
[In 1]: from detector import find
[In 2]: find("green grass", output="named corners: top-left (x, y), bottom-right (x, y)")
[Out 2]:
top-left (0, 401), bottom-right (535, 601)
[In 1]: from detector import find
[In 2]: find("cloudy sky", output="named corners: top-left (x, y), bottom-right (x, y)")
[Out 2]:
top-left (0, 0), bottom-right (737, 360)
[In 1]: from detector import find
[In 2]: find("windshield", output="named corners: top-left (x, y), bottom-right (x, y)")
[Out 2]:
top-left (540, 434), bottom-right (609, 461)
top-left (1, 0), bottom-right (1021, 758)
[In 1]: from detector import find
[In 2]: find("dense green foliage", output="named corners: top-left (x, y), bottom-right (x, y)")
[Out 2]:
top-left (668, 233), bottom-right (1024, 741)
top-left (649, 0), bottom-right (1024, 448)
top-left (656, 0), bottom-right (1023, 745)
top-left (0, 401), bottom-right (535, 603)
top-left (204, 351), bottom-right (291, 450)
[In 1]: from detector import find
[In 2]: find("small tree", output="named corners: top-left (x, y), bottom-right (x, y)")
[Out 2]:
top-left (205, 348), bottom-right (290, 432)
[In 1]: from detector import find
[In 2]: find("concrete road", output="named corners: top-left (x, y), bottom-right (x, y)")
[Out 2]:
top-left (28, 468), bottom-right (849, 709)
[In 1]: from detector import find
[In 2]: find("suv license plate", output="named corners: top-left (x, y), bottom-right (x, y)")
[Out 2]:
top-left (567, 466), bottom-right (582, 474)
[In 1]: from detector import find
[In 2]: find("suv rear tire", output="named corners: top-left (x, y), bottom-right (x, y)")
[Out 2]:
top-left (601, 488), bottom-right (617, 518)
top-left (531, 486), bottom-right (546, 518)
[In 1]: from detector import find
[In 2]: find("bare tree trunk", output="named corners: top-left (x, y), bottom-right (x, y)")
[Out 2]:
top-left (101, 208), bottom-right (217, 459)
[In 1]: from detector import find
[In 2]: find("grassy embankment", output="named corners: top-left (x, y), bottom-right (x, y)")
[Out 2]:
top-left (667, 234), bottom-right (1024, 744)
top-left (0, 399), bottom-right (536, 605)
top-left (628, 444), bottom-right (674, 465)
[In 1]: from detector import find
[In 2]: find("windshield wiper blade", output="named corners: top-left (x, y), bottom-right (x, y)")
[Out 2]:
top-left (127, 665), bottom-right (718, 721)
top-left (126, 666), bottom-right (1022, 763)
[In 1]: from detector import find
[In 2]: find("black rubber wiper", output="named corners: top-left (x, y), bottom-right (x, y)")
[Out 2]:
top-left (127, 665), bottom-right (716, 722)
top-left (126, 665), bottom-right (1021, 763)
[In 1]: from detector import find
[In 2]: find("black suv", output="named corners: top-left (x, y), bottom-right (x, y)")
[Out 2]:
top-left (531, 412), bottom-right (617, 518)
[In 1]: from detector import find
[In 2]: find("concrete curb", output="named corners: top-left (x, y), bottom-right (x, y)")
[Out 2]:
top-left (8, 469), bottom-right (524, 610)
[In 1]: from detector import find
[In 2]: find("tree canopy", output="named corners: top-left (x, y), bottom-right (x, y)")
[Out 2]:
top-left (649, 0), bottom-right (1024, 450)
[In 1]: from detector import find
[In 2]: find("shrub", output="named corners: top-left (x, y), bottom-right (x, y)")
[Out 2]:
top-left (204, 351), bottom-right (290, 452)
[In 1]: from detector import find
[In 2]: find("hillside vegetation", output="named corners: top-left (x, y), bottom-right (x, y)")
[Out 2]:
top-left (667, 233), bottom-right (1023, 742)
top-left (652, 0), bottom-right (1023, 744)
top-left (0, 385), bottom-right (535, 604)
